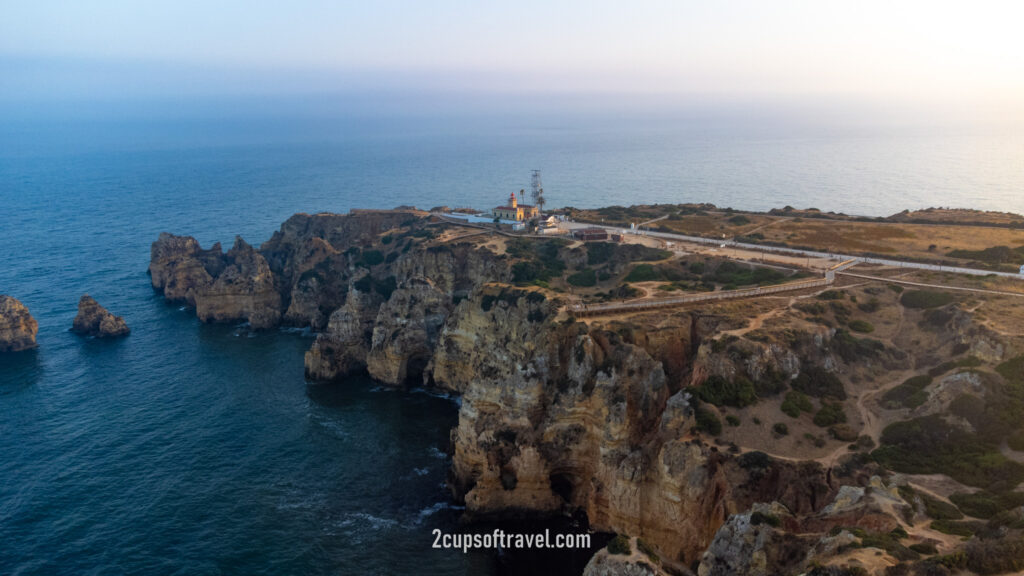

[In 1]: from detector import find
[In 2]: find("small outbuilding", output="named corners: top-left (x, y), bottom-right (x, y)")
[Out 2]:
top-left (573, 228), bottom-right (609, 242)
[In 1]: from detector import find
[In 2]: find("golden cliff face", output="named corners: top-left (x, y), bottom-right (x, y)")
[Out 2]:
top-left (151, 210), bottom-right (1024, 575)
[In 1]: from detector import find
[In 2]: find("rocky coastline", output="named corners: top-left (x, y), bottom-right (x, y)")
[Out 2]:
top-left (149, 209), bottom-right (1024, 576)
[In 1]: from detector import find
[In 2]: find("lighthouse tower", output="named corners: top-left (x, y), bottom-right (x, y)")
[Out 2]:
top-left (509, 192), bottom-right (518, 209)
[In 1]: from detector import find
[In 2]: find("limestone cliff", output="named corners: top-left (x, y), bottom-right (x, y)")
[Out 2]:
top-left (194, 237), bottom-right (281, 329)
top-left (71, 295), bottom-right (130, 337)
top-left (0, 295), bottom-right (38, 352)
top-left (151, 210), bottom-right (1024, 575)
top-left (149, 233), bottom-right (280, 329)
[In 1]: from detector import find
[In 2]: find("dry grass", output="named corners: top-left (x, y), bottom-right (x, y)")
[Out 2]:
top-left (572, 205), bottom-right (1024, 266)
top-left (757, 220), bottom-right (1024, 260)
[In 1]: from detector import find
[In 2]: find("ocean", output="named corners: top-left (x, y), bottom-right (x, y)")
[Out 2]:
top-left (1, 103), bottom-right (1022, 575)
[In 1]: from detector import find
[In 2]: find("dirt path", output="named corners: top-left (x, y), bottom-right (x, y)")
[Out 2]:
top-left (721, 303), bottom-right (791, 338)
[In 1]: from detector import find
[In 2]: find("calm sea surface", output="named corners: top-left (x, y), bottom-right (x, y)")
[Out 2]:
top-left (1, 106), bottom-right (1022, 574)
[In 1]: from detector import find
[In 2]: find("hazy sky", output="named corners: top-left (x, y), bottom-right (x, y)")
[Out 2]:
top-left (2, 1), bottom-right (1023, 119)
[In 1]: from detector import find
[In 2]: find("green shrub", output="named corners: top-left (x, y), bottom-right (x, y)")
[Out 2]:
top-left (726, 415), bottom-right (741, 427)
top-left (607, 534), bottom-right (631, 555)
top-left (909, 543), bottom-right (938, 555)
top-left (695, 375), bottom-right (757, 408)
top-left (964, 535), bottom-right (1024, 575)
top-left (949, 491), bottom-right (1024, 519)
top-left (921, 495), bottom-right (963, 520)
top-left (728, 215), bottom-right (751, 226)
top-left (353, 274), bottom-right (397, 298)
top-left (901, 290), bottom-right (956, 309)
top-left (750, 511), bottom-right (781, 526)
top-left (586, 242), bottom-right (616, 265)
top-left (359, 249), bottom-right (385, 267)
top-left (694, 404), bottom-right (722, 436)
top-left (858, 298), bottom-right (881, 313)
top-left (781, 390), bottom-right (814, 418)
top-left (872, 415), bottom-right (1024, 491)
top-left (707, 261), bottom-right (788, 286)
top-left (773, 423), bottom-right (789, 436)
top-left (856, 531), bottom-right (920, 562)
top-left (947, 245), bottom-right (1024, 265)
top-left (1009, 430), bottom-right (1024, 452)
top-left (567, 268), bottom-right (597, 287)
top-left (624, 264), bottom-right (662, 282)
top-left (818, 290), bottom-right (845, 300)
top-left (636, 538), bottom-right (659, 563)
top-left (848, 319), bottom-right (875, 333)
top-left (929, 519), bottom-right (977, 537)
top-left (882, 375), bottom-right (933, 409)
top-left (831, 329), bottom-right (886, 362)
top-left (996, 353), bottom-right (1024, 385)
top-left (792, 366), bottom-right (847, 400)
top-left (813, 403), bottom-right (847, 427)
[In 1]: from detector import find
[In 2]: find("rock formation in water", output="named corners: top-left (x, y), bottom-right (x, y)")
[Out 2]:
top-left (0, 295), bottom-right (39, 352)
top-left (71, 295), bottom-right (130, 337)
top-left (152, 209), bottom-right (1024, 575)
top-left (149, 233), bottom-right (280, 329)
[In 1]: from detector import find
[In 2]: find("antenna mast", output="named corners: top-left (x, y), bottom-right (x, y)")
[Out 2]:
top-left (530, 170), bottom-right (546, 213)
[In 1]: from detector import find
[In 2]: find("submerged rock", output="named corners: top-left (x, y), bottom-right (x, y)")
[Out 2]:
top-left (72, 295), bottom-right (130, 338)
top-left (0, 295), bottom-right (39, 352)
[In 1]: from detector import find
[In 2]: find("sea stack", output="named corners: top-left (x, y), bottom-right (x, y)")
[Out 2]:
top-left (0, 295), bottom-right (39, 352)
top-left (72, 295), bottom-right (130, 338)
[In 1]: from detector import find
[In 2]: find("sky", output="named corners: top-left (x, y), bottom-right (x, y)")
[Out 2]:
top-left (2, 1), bottom-right (1023, 122)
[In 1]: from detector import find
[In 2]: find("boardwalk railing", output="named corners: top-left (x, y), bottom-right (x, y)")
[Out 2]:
top-left (570, 276), bottom-right (833, 317)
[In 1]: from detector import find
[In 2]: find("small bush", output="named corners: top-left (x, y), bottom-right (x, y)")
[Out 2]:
top-left (813, 403), bottom-right (847, 427)
top-left (750, 511), bottom-right (781, 526)
top-left (695, 375), bottom-right (757, 408)
top-left (881, 375), bottom-right (933, 409)
top-left (359, 249), bottom-right (385, 267)
top-left (773, 423), bottom-right (790, 436)
top-left (921, 495), bottom-right (963, 520)
top-left (636, 538), bottom-right (659, 563)
top-left (818, 290), bottom-right (845, 300)
top-left (792, 366), bottom-right (847, 400)
top-left (726, 415), bottom-right (741, 427)
top-left (949, 491), bottom-right (1024, 519)
top-left (930, 519), bottom-right (977, 537)
top-left (909, 543), bottom-right (938, 555)
top-left (858, 298), bottom-right (881, 313)
top-left (901, 290), bottom-right (956, 309)
top-left (567, 268), bottom-right (597, 287)
top-left (607, 534), bottom-right (631, 555)
top-left (624, 264), bottom-right (662, 282)
top-left (694, 404), bottom-right (722, 436)
top-left (781, 390), bottom-right (814, 418)
top-left (848, 319), bottom-right (875, 333)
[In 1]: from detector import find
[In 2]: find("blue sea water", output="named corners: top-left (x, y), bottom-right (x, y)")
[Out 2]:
top-left (1, 103), bottom-right (1023, 575)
